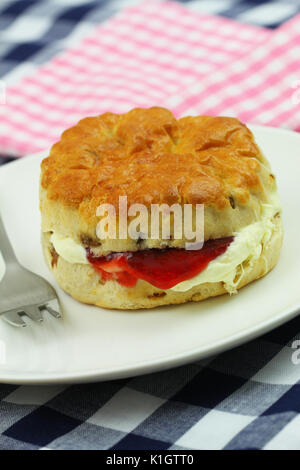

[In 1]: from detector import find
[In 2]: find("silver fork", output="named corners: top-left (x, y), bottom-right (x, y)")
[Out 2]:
top-left (0, 212), bottom-right (61, 327)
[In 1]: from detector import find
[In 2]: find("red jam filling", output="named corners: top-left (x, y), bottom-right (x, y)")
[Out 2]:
top-left (87, 237), bottom-right (233, 290)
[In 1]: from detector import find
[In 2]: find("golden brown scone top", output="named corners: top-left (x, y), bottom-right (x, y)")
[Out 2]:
top-left (41, 107), bottom-right (273, 220)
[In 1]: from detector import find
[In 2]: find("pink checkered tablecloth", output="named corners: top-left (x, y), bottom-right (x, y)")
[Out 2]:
top-left (0, 1), bottom-right (299, 157)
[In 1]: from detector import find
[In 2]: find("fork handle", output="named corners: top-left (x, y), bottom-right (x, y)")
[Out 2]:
top-left (0, 212), bottom-right (18, 265)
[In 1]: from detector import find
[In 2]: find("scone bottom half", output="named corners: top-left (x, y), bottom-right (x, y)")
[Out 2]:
top-left (40, 107), bottom-right (283, 309)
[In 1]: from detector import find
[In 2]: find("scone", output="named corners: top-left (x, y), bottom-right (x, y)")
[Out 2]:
top-left (40, 107), bottom-right (283, 309)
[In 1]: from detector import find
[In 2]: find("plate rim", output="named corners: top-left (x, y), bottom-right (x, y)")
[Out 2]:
top-left (0, 301), bottom-right (300, 385)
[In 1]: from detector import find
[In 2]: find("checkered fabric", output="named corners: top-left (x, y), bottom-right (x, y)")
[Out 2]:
top-left (1, 0), bottom-right (300, 160)
top-left (0, 1), bottom-right (273, 156)
top-left (1, 0), bottom-right (300, 451)
top-left (167, 12), bottom-right (300, 130)
top-left (1, 0), bottom-right (300, 80)
top-left (2, 1), bottom-right (300, 158)
top-left (1, 316), bottom-right (300, 450)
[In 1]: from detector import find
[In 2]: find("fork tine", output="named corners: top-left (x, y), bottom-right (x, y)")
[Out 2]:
top-left (44, 305), bottom-right (61, 319)
top-left (24, 306), bottom-right (44, 323)
top-left (2, 311), bottom-right (27, 328)
top-left (43, 298), bottom-right (62, 319)
top-left (0, 210), bottom-right (63, 328)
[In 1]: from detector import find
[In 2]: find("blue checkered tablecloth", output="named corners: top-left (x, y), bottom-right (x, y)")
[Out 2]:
top-left (1, 319), bottom-right (300, 450)
top-left (1, 0), bottom-right (300, 451)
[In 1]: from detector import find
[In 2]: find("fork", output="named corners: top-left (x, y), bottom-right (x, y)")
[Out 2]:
top-left (0, 212), bottom-right (61, 327)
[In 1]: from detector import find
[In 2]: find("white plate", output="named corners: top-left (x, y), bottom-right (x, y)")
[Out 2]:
top-left (0, 125), bottom-right (299, 385)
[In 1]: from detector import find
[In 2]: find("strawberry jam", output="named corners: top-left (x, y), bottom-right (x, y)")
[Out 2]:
top-left (87, 237), bottom-right (234, 290)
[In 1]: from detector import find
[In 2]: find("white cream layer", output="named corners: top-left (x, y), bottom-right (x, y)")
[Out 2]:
top-left (171, 196), bottom-right (280, 293)
top-left (50, 193), bottom-right (281, 293)
top-left (50, 233), bottom-right (89, 265)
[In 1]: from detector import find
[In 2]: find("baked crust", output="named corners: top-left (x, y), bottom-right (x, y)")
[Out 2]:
top-left (42, 214), bottom-right (283, 310)
top-left (40, 108), bottom-right (277, 253)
